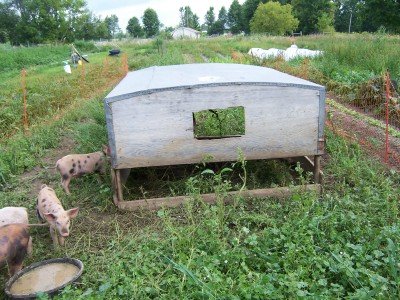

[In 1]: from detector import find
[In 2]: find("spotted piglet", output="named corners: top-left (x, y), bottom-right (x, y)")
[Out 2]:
top-left (0, 207), bottom-right (33, 257)
top-left (56, 145), bottom-right (108, 195)
top-left (0, 207), bottom-right (29, 226)
top-left (37, 185), bottom-right (79, 248)
top-left (0, 224), bottom-right (32, 276)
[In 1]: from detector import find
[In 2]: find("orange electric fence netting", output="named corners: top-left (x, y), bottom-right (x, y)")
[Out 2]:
top-left (326, 71), bottom-right (400, 170)
top-left (10, 55), bottom-right (128, 140)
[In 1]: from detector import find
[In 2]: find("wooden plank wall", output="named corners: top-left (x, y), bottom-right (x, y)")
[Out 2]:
top-left (109, 85), bottom-right (320, 168)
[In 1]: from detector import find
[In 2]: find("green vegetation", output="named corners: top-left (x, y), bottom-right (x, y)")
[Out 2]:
top-left (227, 0), bottom-right (243, 34)
top-left (126, 17), bottom-right (144, 38)
top-left (327, 99), bottom-right (400, 138)
top-left (1, 33), bottom-right (400, 183)
top-left (0, 34), bottom-right (399, 298)
top-left (193, 107), bottom-right (245, 138)
top-left (0, 49), bottom-right (122, 141)
top-left (0, 41), bottom-right (105, 72)
top-left (1, 33), bottom-right (400, 185)
top-left (292, 0), bottom-right (334, 34)
top-left (0, 44), bottom-right (70, 73)
top-left (2, 0), bottom-right (400, 46)
top-left (142, 8), bottom-right (161, 38)
top-left (179, 6), bottom-right (200, 31)
top-left (250, 1), bottom-right (299, 35)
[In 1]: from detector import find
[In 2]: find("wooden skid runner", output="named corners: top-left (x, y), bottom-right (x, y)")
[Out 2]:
top-left (115, 184), bottom-right (321, 211)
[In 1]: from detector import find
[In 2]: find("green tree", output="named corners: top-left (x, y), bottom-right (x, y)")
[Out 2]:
top-left (205, 6), bottom-right (216, 35)
top-left (333, 0), bottom-right (363, 33)
top-left (218, 6), bottom-right (228, 28)
top-left (292, 0), bottom-right (334, 34)
top-left (192, 14), bottom-right (200, 31)
top-left (243, 0), bottom-right (290, 33)
top-left (105, 15), bottom-right (121, 39)
top-left (210, 20), bottom-right (223, 35)
top-left (0, 1), bottom-right (19, 43)
top-left (74, 11), bottom-right (116, 41)
top-left (95, 18), bottom-right (109, 39)
top-left (250, 1), bottom-right (299, 35)
top-left (243, 0), bottom-right (264, 33)
top-left (362, 0), bottom-right (400, 33)
top-left (126, 16), bottom-right (144, 37)
top-left (142, 8), bottom-right (160, 37)
top-left (228, 0), bottom-right (244, 34)
top-left (164, 26), bottom-right (174, 35)
top-left (74, 11), bottom-right (97, 40)
top-left (210, 7), bottom-right (228, 35)
top-left (317, 12), bottom-right (335, 33)
top-left (179, 6), bottom-right (200, 30)
top-left (5, 0), bottom-right (87, 43)
top-left (0, 0), bottom-right (121, 43)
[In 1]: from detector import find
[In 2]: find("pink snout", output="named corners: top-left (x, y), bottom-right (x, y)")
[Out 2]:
top-left (60, 230), bottom-right (69, 237)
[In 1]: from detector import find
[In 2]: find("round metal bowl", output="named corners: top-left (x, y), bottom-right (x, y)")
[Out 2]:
top-left (5, 258), bottom-right (83, 299)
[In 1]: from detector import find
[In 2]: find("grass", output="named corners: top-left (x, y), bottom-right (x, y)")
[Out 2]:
top-left (0, 34), bottom-right (399, 299)
top-left (0, 52), bottom-right (124, 141)
top-left (193, 106), bottom-right (245, 138)
top-left (0, 41), bottom-right (106, 73)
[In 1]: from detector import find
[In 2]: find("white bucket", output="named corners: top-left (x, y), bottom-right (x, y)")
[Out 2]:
top-left (63, 64), bottom-right (72, 74)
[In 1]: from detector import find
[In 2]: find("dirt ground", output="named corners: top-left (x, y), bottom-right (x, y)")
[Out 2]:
top-left (19, 135), bottom-right (76, 199)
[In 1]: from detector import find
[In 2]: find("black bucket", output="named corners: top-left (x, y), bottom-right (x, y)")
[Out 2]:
top-left (109, 49), bottom-right (121, 56)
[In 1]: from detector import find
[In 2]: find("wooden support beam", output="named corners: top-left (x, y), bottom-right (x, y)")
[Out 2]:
top-left (314, 155), bottom-right (321, 184)
top-left (110, 168), bottom-right (119, 206)
top-left (115, 169), bottom-right (124, 203)
top-left (284, 156), bottom-right (323, 183)
top-left (116, 184), bottom-right (321, 211)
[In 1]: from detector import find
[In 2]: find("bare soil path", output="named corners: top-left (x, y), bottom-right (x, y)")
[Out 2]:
top-left (326, 100), bottom-right (400, 170)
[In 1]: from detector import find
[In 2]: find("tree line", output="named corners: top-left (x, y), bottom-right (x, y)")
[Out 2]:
top-left (129, 0), bottom-right (400, 38)
top-left (1, 0), bottom-right (399, 44)
top-left (0, 0), bottom-right (125, 44)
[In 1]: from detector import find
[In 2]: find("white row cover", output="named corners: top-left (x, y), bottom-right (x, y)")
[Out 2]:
top-left (248, 44), bottom-right (323, 61)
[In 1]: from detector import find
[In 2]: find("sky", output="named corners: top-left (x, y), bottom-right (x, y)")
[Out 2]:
top-left (86, 0), bottom-right (245, 32)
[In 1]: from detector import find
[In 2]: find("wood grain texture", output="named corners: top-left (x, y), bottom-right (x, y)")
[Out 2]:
top-left (314, 155), bottom-right (322, 183)
top-left (116, 184), bottom-right (321, 211)
top-left (108, 85), bottom-right (321, 168)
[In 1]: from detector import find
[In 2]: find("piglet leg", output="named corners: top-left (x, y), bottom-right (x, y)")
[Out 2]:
top-left (27, 237), bottom-right (33, 256)
top-left (61, 177), bottom-right (71, 195)
top-left (58, 235), bottom-right (65, 247)
top-left (50, 226), bottom-right (59, 248)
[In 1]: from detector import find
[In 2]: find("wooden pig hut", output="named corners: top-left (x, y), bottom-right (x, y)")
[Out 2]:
top-left (104, 63), bottom-right (325, 210)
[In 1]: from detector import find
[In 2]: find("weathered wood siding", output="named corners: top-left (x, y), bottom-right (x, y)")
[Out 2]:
top-left (108, 84), bottom-right (321, 169)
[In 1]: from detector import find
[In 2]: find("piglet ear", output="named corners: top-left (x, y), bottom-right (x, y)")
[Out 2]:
top-left (44, 213), bottom-right (56, 222)
top-left (67, 207), bottom-right (79, 219)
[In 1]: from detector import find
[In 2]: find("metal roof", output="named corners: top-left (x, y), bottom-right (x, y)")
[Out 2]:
top-left (105, 63), bottom-right (324, 101)
top-left (172, 27), bottom-right (200, 34)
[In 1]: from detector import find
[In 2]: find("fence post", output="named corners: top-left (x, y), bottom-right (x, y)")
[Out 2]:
top-left (21, 68), bottom-right (28, 132)
top-left (102, 57), bottom-right (109, 76)
top-left (81, 61), bottom-right (86, 82)
top-left (125, 53), bottom-right (129, 74)
top-left (121, 53), bottom-right (128, 75)
top-left (385, 71), bottom-right (391, 164)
